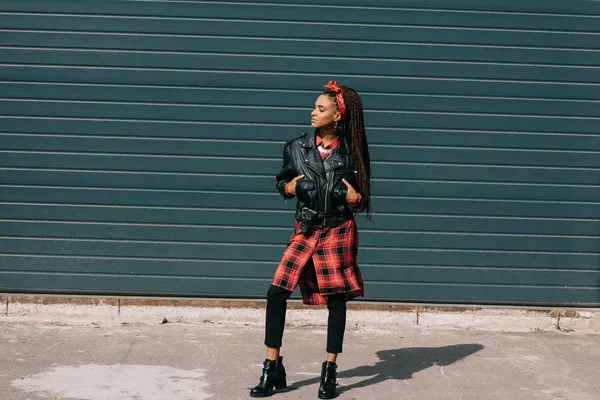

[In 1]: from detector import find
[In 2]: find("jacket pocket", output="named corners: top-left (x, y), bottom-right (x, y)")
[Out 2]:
top-left (332, 169), bottom-right (356, 205)
top-left (295, 178), bottom-right (316, 204)
top-left (335, 168), bottom-right (357, 185)
top-left (296, 179), bottom-right (316, 192)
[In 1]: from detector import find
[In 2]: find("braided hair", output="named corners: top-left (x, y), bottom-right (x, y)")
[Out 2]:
top-left (324, 85), bottom-right (372, 217)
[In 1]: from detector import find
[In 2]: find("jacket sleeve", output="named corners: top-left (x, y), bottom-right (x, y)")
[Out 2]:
top-left (275, 145), bottom-right (296, 200)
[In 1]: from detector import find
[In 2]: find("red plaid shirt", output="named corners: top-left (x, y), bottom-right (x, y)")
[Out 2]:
top-left (272, 219), bottom-right (364, 305)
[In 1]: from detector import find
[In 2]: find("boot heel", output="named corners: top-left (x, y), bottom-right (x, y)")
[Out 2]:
top-left (250, 358), bottom-right (281, 397)
top-left (275, 375), bottom-right (287, 390)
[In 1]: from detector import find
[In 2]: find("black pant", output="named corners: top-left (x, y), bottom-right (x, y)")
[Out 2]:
top-left (264, 284), bottom-right (347, 354)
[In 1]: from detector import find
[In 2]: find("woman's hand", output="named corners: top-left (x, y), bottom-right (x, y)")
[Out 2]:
top-left (286, 175), bottom-right (305, 196)
top-left (342, 178), bottom-right (359, 204)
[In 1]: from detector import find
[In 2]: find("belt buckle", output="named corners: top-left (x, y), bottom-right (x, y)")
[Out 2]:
top-left (301, 207), bottom-right (311, 221)
top-left (301, 207), bottom-right (318, 222)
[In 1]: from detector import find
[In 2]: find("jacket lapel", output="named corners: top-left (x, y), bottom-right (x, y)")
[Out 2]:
top-left (301, 132), bottom-right (326, 180)
top-left (323, 135), bottom-right (350, 172)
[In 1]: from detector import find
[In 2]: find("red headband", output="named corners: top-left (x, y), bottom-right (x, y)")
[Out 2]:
top-left (324, 80), bottom-right (346, 119)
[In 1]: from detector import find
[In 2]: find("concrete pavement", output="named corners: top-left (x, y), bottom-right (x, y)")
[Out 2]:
top-left (1, 308), bottom-right (599, 400)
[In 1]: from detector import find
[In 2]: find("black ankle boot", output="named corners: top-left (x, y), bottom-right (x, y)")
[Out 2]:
top-left (318, 361), bottom-right (337, 399)
top-left (250, 356), bottom-right (287, 397)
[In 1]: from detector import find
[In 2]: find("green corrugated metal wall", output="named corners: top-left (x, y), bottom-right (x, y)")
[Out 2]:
top-left (1, 0), bottom-right (599, 305)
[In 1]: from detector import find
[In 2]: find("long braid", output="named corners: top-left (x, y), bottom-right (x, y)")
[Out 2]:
top-left (324, 86), bottom-right (372, 217)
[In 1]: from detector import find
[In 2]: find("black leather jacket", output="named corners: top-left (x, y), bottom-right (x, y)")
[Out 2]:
top-left (276, 131), bottom-right (365, 228)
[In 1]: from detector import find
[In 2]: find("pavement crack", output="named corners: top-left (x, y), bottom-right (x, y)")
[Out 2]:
top-left (438, 362), bottom-right (452, 398)
top-left (42, 341), bottom-right (66, 353)
top-left (555, 316), bottom-right (575, 333)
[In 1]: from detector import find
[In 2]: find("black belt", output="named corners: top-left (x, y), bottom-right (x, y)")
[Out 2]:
top-left (298, 207), bottom-right (344, 235)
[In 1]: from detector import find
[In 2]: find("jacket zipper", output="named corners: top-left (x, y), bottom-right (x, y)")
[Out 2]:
top-left (323, 179), bottom-right (330, 228)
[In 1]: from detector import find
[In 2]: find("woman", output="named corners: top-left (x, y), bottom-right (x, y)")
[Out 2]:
top-left (250, 81), bottom-right (371, 399)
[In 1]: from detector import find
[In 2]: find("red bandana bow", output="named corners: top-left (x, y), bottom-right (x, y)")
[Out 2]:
top-left (324, 80), bottom-right (346, 119)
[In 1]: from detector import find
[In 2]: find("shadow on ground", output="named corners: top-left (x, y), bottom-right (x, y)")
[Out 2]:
top-left (289, 344), bottom-right (484, 396)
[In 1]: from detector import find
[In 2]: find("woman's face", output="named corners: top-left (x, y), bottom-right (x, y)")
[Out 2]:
top-left (311, 94), bottom-right (340, 130)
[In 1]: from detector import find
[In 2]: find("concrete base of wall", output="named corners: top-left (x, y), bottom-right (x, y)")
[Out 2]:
top-left (1, 294), bottom-right (598, 334)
